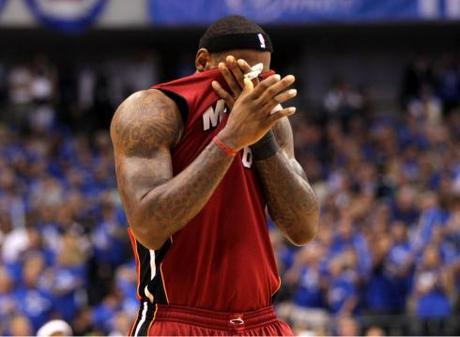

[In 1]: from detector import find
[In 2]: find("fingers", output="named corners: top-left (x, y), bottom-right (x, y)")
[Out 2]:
top-left (267, 107), bottom-right (297, 125)
top-left (251, 74), bottom-right (281, 97)
top-left (238, 59), bottom-right (260, 87)
top-left (273, 89), bottom-right (297, 104)
top-left (259, 75), bottom-right (296, 103)
top-left (226, 55), bottom-right (245, 88)
top-left (219, 56), bottom-right (263, 100)
top-left (250, 74), bottom-right (296, 115)
top-left (212, 80), bottom-right (235, 109)
top-left (243, 78), bottom-right (254, 93)
top-left (219, 62), bottom-right (241, 97)
top-left (237, 59), bottom-right (252, 74)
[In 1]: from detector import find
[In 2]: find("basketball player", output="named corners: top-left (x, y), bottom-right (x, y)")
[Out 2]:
top-left (111, 16), bottom-right (319, 336)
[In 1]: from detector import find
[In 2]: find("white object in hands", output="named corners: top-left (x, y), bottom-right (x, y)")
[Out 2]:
top-left (243, 64), bottom-right (283, 115)
top-left (244, 63), bottom-right (264, 81)
top-left (271, 104), bottom-right (283, 115)
top-left (244, 63), bottom-right (283, 115)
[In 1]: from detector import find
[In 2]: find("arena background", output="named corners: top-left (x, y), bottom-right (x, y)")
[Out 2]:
top-left (0, 0), bottom-right (460, 335)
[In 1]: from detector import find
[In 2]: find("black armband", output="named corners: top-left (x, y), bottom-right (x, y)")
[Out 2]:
top-left (251, 131), bottom-right (280, 161)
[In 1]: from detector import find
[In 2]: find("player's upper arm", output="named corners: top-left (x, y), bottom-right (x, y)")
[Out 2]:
top-left (110, 89), bottom-right (183, 247)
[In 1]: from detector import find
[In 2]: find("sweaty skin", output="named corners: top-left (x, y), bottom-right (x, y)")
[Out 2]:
top-left (111, 50), bottom-right (299, 250)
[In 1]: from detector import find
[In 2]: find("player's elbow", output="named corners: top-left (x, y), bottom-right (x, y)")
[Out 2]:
top-left (130, 221), bottom-right (169, 250)
top-left (285, 212), bottom-right (319, 246)
top-left (287, 225), bottom-right (317, 246)
top-left (129, 209), bottom-right (171, 250)
top-left (127, 192), bottom-right (179, 250)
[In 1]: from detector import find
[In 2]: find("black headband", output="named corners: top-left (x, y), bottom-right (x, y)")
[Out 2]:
top-left (199, 32), bottom-right (273, 53)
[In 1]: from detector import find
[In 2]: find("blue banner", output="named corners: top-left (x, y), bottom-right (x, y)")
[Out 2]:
top-left (149, 0), bottom-right (453, 25)
top-left (25, 0), bottom-right (108, 33)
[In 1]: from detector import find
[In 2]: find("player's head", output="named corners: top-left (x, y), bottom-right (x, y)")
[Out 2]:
top-left (195, 15), bottom-right (272, 72)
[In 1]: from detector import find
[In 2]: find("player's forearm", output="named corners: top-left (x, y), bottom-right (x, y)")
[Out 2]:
top-left (133, 140), bottom-right (234, 249)
top-left (255, 152), bottom-right (319, 245)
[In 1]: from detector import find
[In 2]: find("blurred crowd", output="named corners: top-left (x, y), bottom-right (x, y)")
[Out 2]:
top-left (0, 125), bottom-right (137, 335)
top-left (0, 55), bottom-right (144, 335)
top-left (275, 54), bottom-right (460, 335)
top-left (0, 54), bottom-right (459, 336)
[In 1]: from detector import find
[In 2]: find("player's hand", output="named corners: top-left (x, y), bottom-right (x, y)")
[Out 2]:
top-left (212, 55), bottom-right (254, 110)
top-left (217, 74), bottom-right (297, 152)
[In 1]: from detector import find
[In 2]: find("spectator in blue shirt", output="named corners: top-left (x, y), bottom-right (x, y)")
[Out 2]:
top-left (114, 262), bottom-right (138, 316)
top-left (14, 254), bottom-right (53, 333)
top-left (411, 245), bottom-right (453, 318)
top-left (409, 245), bottom-right (454, 335)
top-left (92, 195), bottom-right (129, 268)
top-left (326, 251), bottom-right (358, 316)
top-left (92, 288), bottom-right (124, 334)
top-left (365, 234), bottom-right (393, 313)
top-left (287, 243), bottom-right (326, 309)
top-left (413, 192), bottom-right (449, 254)
top-left (330, 215), bottom-right (371, 277)
top-left (45, 233), bottom-right (87, 323)
top-left (391, 185), bottom-right (419, 227)
top-left (385, 221), bottom-right (415, 313)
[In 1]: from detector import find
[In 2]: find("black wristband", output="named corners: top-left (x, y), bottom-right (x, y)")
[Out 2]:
top-left (251, 131), bottom-right (280, 161)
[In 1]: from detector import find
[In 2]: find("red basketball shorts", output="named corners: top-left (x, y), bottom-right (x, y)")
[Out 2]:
top-left (131, 302), bottom-right (294, 336)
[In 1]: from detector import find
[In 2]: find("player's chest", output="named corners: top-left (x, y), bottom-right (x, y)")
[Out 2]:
top-left (174, 99), bottom-right (254, 170)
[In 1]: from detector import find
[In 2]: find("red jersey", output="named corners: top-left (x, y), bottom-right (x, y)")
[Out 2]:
top-left (128, 69), bottom-right (280, 315)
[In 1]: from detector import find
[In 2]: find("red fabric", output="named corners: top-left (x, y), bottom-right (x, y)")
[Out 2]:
top-left (150, 69), bottom-right (280, 312)
top-left (148, 305), bottom-right (294, 336)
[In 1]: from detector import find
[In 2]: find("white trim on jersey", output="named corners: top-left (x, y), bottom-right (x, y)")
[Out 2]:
top-left (134, 301), bottom-right (148, 336)
top-left (149, 250), bottom-right (156, 280)
top-left (144, 285), bottom-right (154, 303)
top-left (143, 250), bottom-right (156, 303)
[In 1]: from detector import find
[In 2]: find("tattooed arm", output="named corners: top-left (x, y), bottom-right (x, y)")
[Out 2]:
top-left (256, 118), bottom-right (319, 245)
top-left (111, 89), bottom-right (235, 250)
top-left (111, 76), bottom-right (297, 250)
top-left (212, 57), bottom-right (319, 246)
